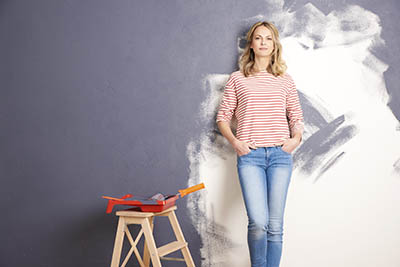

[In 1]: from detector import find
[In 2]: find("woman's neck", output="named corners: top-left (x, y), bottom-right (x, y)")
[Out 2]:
top-left (253, 56), bottom-right (271, 72)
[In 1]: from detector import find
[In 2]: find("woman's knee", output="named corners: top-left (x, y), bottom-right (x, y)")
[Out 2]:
top-left (248, 220), bottom-right (268, 239)
top-left (267, 220), bottom-right (284, 241)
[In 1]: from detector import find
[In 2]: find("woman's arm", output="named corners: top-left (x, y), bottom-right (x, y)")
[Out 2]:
top-left (217, 121), bottom-right (256, 156)
top-left (216, 73), bottom-right (256, 156)
top-left (291, 131), bottom-right (302, 143)
top-left (283, 75), bottom-right (304, 153)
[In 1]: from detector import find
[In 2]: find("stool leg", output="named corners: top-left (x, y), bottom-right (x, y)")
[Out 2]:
top-left (142, 216), bottom-right (154, 267)
top-left (142, 217), bottom-right (162, 267)
top-left (111, 217), bottom-right (126, 267)
top-left (168, 211), bottom-right (195, 267)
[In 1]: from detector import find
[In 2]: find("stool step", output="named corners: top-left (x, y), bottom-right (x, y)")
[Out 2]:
top-left (160, 256), bottom-right (185, 262)
top-left (157, 241), bottom-right (187, 257)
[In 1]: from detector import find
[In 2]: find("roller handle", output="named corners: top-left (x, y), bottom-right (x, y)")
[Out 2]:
top-left (102, 194), bottom-right (133, 201)
top-left (178, 183), bottom-right (205, 197)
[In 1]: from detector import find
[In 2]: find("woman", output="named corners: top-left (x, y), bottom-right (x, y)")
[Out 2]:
top-left (216, 21), bottom-right (304, 267)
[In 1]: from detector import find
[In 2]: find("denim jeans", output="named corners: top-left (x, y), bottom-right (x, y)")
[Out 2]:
top-left (237, 146), bottom-right (293, 267)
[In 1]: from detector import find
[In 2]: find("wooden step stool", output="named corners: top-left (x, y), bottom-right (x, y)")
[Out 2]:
top-left (110, 205), bottom-right (195, 267)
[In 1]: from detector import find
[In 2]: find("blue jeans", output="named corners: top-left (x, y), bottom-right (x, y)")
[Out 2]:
top-left (237, 146), bottom-right (293, 267)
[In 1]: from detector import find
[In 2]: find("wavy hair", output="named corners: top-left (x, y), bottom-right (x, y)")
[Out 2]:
top-left (239, 21), bottom-right (287, 77)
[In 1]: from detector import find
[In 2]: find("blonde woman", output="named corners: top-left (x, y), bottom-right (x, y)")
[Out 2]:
top-left (216, 21), bottom-right (304, 267)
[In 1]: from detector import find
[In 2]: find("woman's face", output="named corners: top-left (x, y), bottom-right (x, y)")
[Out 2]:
top-left (250, 26), bottom-right (275, 57)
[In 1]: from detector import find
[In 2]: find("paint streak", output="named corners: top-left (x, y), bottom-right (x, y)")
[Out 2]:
top-left (393, 158), bottom-right (400, 176)
top-left (298, 91), bottom-right (332, 130)
top-left (313, 151), bottom-right (346, 183)
top-left (202, 205), bottom-right (239, 267)
top-left (293, 114), bottom-right (358, 176)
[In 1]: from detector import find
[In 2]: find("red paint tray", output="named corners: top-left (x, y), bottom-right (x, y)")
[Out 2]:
top-left (102, 183), bottom-right (204, 213)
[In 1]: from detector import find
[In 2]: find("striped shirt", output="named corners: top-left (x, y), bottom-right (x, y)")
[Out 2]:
top-left (216, 70), bottom-right (304, 147)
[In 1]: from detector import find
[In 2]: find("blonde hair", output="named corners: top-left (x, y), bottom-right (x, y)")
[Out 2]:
top-left (239, 21), bottom-right (287, 77)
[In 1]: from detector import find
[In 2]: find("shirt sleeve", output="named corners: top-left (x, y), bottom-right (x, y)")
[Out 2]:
top-left (286, 75), bottom-right (304, 135)
top-left (216, 73), bottom-right (237, 123)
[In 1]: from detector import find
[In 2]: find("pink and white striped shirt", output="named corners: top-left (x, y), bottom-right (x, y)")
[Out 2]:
top-left (216, 70), bottom-right (304, 147)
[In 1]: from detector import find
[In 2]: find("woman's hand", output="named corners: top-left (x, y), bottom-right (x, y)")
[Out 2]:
top-left (233, 140), bottom-right (257, 156)
top-left (217, 122), bottom-right (256, 156)
top-left (281, 137), bottom-right (301, 154)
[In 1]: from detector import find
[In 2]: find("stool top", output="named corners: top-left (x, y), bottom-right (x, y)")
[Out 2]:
top-left (116, 205), bottom-right (177, 217)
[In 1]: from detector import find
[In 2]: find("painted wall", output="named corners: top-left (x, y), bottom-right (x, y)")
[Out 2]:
top-left (1, 0), bottom-right (399, 267)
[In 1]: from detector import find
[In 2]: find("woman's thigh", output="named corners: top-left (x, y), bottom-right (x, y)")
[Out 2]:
top-left (237, 150), bottom-right (268, 224)
top-left (266, 147), bottom-right (293, 232)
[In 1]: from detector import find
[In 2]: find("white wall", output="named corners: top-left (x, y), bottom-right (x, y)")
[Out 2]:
top-left (187, 2), bottom-right (400, 266)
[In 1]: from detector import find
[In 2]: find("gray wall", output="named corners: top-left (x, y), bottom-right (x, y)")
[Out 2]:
top-left (1, 0), bottom-right (399, 266)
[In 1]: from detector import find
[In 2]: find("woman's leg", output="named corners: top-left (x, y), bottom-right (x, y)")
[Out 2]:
top-left (237, 148), bottom-right (268, 267)
top-left (265, 146), bottom-right (293, 267)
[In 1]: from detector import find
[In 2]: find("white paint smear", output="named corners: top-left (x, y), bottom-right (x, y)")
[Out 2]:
top-left (186, 1), bottom-right (400, 266)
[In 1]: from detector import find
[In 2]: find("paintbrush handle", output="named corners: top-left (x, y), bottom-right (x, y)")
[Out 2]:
top-left (102, 194), bottom-right (133, 201)
top-left (178, 183), bottom-right (205, 197)
top-left (102, 196), bottom-right (123, 201)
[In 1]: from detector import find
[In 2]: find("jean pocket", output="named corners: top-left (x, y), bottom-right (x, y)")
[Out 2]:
top-left (238, 149), bottom-right (254, 157)
top-left (280, 146), bottom-right (292, 155)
